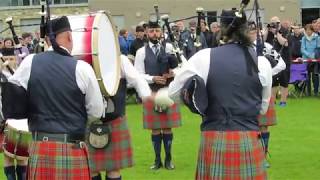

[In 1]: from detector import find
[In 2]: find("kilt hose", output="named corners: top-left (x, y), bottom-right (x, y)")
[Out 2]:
top-left (258, 97), bottom-right (277, 127)
top-left (87, 117), bottom-right (133, 173)
top-left (27, 141), bottom-right (91, 180)
top-left (143, 99), bottom-right (182, 129)
top-left (196, 131), bottom-right (267, 180)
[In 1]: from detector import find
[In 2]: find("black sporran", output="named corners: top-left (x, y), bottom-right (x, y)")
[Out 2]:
top-left (88, 120), bottom-right (111, 149)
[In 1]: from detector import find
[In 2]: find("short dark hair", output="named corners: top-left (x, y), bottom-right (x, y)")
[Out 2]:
top-left (21, 32), bottom-right (32, 39)
top-left (136, 25), bottom-right (144, 32)
top-left (4, 37), bottom-right (14, 45)
top-left (305, 24), bottom-right (314, 32)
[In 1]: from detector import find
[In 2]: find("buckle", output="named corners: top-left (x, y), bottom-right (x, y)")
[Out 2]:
top-left (42, 136), bottom-right (49, 141)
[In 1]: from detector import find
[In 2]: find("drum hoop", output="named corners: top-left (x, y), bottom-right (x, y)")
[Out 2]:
top-left (6, 120), bottom-right (29, 132)
top-left (3, 149), bottom-right (29, 161)
top-left (92, 12), bottom-right (121, 97)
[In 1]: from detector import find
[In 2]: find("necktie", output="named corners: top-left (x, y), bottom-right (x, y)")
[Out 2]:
top-left (153, 44), bottom-right (159, 56)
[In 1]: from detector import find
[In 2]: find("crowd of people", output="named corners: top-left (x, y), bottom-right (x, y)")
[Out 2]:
top-left (119, 17), bottom-right (320, 100)
top-left (0, 8), bottom-right (319, 180)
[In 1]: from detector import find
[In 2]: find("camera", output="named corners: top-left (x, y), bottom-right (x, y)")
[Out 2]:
top-left (267, 22), bottom-right (280, 29)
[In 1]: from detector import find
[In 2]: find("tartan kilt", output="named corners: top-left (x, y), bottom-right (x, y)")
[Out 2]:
top-left (196, 131), bottom-right (267, 180)
top-left (87, 117), bottom-right (133, 173)
top-left (143, 99), bottom-right (181, 129)
top-left (27, 141), bottom-right (91, 180)
top-left (258, 97), bottom-right (277, 126)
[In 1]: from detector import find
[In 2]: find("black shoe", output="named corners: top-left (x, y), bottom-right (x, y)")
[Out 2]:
top-left (150, 161), bottom-right (163, 170)
top-left (164, 160), bottom-right (175, 170)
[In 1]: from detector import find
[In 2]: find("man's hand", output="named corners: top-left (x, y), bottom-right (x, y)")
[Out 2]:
top-left (163, 69), bottom-right (175, 79)
top-left (152, 76), bottom-right (167, 85)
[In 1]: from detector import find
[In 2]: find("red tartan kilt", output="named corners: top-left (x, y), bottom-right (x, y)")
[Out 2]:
top-left (27, 141), bottom-right (91, 180)
top-left (258, 97), bottom-right (277, 126)
top-left (196, 131), bottom-right (267, 180)
top-left (143, 99), bottom-right (181, 129)
top-left (87, 117), bottom-right (133, 173)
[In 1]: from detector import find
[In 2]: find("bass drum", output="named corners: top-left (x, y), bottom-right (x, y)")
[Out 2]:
top-left (69, 11), bottom-right (121, 96)
top-left (3, 119), bottom-right (31, 160)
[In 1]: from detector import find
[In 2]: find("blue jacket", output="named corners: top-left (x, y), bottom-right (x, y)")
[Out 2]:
top-left (119, 35), bottom-right (134, 55)
top-left (301, 33), bottom-right (319, 59)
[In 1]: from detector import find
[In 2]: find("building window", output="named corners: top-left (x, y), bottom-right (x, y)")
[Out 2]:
top-left (112, 15), bottom-right (125, 32)
top-left (23, 0), bottom-right (30, 6)
top-left (0, 0), bottom-right (87, 6)
top-left (32, 0), bottom-right (40, 5)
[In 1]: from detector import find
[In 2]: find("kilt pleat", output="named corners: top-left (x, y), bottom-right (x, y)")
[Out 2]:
top-left (196, 131), bottom-right (267, 180)
top-left (27, 141), bottom-right (91, 180)
top-left (258, 97), bottom-right (277, 126)
top-left (87, 117), bottom-right (133, 173)
top-left (143, 99), bottom-right (181, 129)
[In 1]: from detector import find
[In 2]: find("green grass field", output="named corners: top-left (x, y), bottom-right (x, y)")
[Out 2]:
top-left (1, 97), bottom-right (319, 179)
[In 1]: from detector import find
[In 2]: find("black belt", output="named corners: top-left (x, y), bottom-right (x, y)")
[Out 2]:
top-left (32, 132), bottom-right (85, 143)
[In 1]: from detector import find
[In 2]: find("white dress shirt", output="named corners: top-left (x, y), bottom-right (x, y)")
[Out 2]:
top-left (120, 55), bottom-right (151, 98)
top-left (168, 48), bottom-right (272, 114)
top-left (9, 47), bottom-right (104, 118)
top-left (254, 41), bottom-right (286, 76)
top-left (134, 42), bottom-right (174, 84)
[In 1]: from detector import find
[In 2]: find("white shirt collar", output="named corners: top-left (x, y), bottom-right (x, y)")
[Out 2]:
top-left (47, 45), bottom-right (71, 54)
top-left (148, 41), bottom-right (160, 48)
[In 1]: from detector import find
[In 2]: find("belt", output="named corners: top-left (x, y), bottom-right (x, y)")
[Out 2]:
top-left (32, 132), bottom-right (85, 144)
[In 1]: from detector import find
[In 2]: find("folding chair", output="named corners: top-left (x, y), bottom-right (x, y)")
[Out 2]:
top-left (288, 64), bottom-right (308, 98)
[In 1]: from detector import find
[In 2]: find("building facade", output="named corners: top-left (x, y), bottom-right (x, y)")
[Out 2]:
top-left (89, 0), bottom-right (304, 30)
top-left (0, 0), bottom-right (88, 37)
top-left (1, 0), bottom-right (319, 37)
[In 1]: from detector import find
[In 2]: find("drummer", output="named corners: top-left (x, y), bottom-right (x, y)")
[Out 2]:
top-left (89, 54), bottom-right (151, 180)
top-left (6, 16), bottom-right (104, 179)
top-left (0, 50), bottom-right (28, 180)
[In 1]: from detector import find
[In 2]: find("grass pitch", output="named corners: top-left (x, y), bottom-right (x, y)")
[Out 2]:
top-left (1, 97), bottom-right (319, 180)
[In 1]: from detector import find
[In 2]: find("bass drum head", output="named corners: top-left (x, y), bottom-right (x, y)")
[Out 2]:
top-left (92, 12), bottom-right (121, 96)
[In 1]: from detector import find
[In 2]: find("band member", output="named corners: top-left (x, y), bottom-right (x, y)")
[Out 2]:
top-left (181, 20), bottom-right (207, 59)
top-left (0, 49), bottom-right (27, 180)
top-left (248, 21), bottom-right (286, 168)
top-left (264, 16), bottom-right (291, 106)
top-left (134, 20), bottom-right (180, 170)
top-left (168, 9), bottom-right (272, 179)
top-left (7, 16), bottom-right (104, 179)
top-left (89, 55), bottom-right (151, 180)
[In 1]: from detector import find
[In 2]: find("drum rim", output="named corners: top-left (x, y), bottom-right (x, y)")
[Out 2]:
top-left (3, 126), bottom-right (31, 160)
top-left (92, 12), bottom-right (121, 97)
top-left (3, 148), bottom-right (29, 161)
